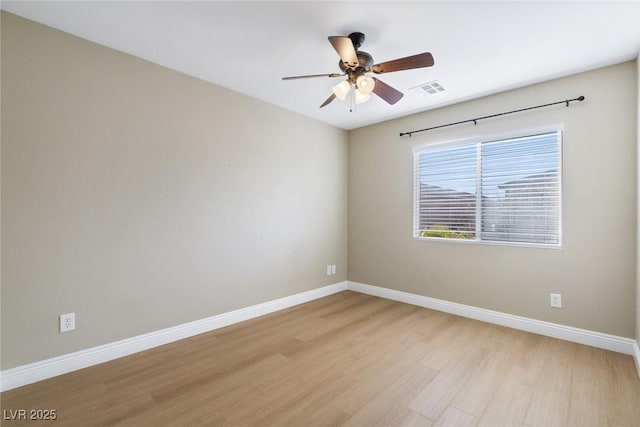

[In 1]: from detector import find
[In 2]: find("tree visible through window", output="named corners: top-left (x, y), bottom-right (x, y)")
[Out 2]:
top-left (414, 131), bottom-right (562, 247)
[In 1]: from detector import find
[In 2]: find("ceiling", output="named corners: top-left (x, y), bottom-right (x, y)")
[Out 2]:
top-left (2, 1), bottom-right (639, 130)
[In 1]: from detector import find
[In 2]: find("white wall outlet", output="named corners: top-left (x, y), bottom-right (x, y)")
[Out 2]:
top-left (550, 293), bottom-right (562, 308)
top-left (325, 264), bottom-right (337, 276)
top-left (60, 312), bottom-right (76, 333)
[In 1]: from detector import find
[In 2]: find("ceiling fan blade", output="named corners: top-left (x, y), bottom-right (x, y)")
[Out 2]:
top-left (372, 77), bottom-right (404, 105)
top-left (328, 36), bottom-right (359, 69)
top-left (371, 52), bottom-right (434, 74)
top-left (319, 93), bottom-right (337, 108)
top-left (282, 73), bottom-right (344, 80)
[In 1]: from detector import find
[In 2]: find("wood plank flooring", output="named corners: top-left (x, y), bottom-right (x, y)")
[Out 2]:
top-left (2, 291), bottom-right (640, 426)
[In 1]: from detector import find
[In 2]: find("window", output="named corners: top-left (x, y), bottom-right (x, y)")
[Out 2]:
top-left (414, 130), bottom-right (562, 247)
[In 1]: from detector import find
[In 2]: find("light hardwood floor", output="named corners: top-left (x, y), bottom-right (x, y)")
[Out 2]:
top-left (2, 291), bottom-right (640, 426)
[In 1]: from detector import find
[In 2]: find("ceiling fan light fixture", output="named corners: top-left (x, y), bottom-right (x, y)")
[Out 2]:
top-left (283, 32), bottom-right (434, 109)
top-left (332, 80), bottom-right (351, 101)
top-left (354, 88), bottom-right (371, 104)
top-left (356, 75), bottom-right (375, 94)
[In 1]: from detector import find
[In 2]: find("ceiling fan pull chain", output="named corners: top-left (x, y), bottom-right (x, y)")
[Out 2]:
top-left (350, 87), bottom-right (354, 113)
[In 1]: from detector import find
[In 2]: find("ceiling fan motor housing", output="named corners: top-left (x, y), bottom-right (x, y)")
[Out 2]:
top-left (338, 51), bottom-right (374, 78)
top-left (338, 32), bottom-right (373, 77)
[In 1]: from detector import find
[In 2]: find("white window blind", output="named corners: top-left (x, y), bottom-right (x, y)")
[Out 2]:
top-left (414, 131), bottom-right (562, 247)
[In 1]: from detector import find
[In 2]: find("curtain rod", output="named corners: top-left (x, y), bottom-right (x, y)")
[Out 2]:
top-left (399, 95), bottom-right (585, 137)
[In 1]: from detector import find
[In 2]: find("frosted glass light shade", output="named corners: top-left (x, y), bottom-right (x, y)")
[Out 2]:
top-left (332, 80), bottom-right (351, 101)
top-left (356, 75), bottom-right (375, 94)
top-left (354, 89), bottom-right (371, 104)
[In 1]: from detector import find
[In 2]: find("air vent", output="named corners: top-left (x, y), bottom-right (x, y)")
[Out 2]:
top-left (415, 81), bottom-right (446, 95)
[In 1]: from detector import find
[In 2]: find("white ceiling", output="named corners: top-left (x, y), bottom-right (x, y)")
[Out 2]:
top-left (3, 1), bottom-right (640, 130)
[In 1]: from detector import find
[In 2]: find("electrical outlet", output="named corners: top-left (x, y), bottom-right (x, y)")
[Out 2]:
top-left (550, 293), bottom-right (562, 308)
top-left (325, 264), bottom-right (337, 276)
top-left (60, 312), bottom-right (75, 333)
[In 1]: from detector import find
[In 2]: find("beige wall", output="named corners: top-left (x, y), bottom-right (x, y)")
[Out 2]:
top-left (0, 13), bottom-right (348, 369)
top-left (349, 61), bottom-right (638, 338)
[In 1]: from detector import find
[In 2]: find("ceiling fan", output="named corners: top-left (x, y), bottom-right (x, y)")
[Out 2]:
top-left (282, 32), bottom-right (434, 108)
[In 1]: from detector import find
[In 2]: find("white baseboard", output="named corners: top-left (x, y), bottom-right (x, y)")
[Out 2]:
top-left (347, 281), bottom-right (638, 357)
top-left (0, 281), bottom-right (348, 392)
top-left (3, 279), bottom-right (638, 391)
